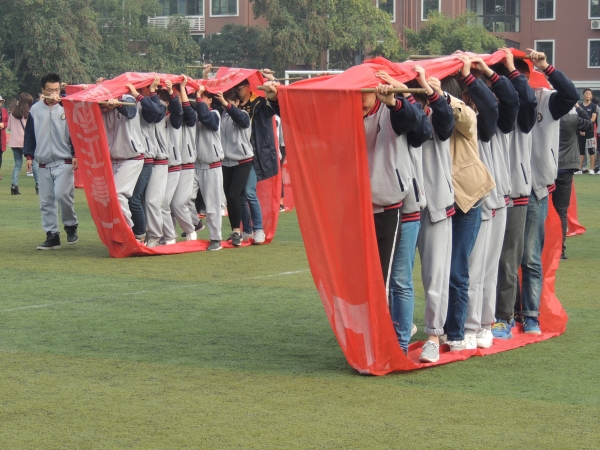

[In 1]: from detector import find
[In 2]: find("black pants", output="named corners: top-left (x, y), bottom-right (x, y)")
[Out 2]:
top-left (374, 209), bottom-right (401, 286)
top-left (223, 161), bottom-right (252, 230)
top-left (552, 171), bottom-right (574, 253)
top-left (280, 146), bottom-right (286, 198)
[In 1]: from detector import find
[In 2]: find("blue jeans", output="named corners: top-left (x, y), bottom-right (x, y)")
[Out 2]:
top-left (240, 164), bottom-right (263, 233)
top-left (517, 193), bottom-right (548, 318)
top-left (446, 206), bottom-right (482, 341)
top-left (11, 149), bottom-right (39, 186)
top-left (129, 163), bottom-right (153, 236)
top-left (389, 220), bottom-right (421, 353)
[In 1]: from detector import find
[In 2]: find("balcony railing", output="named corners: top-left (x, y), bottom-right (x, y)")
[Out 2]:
top-left (148, 15), bottom-right (205, 32)
top-left (476, 15), bottom-right (520, 33)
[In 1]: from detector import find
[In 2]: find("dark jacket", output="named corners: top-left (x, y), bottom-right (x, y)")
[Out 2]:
top-left (239, 93), bottom-right (280, 181)
top-left (559, 106), bottom-right (592, 171)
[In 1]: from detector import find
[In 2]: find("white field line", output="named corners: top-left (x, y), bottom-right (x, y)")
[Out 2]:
top-left (0, 270), bottom-right (310, 312)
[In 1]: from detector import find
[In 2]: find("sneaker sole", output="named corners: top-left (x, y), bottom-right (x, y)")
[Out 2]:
top-left (476, 341), bottom-right (493, 349)
top-left (207, 246), bottom-right (222, 251)
top-left (524, 330), bottom-right (542, 335)
top-left (492, 333), bottom-right (513, 340)
top-left (419, 355), bottom-right (439, 363)
top-left (252, 240), bottom-right (266, 245)
top-left (37, 245), bottom-right (61, 250)
top-left (67, 239), bottom-right (79, 245)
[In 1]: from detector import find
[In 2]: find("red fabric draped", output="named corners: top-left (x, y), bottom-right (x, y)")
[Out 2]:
top-left (567, 183), bottom-right (586, 236)
top-left (62, 72), bottom-right (280, 257)
top-left (279, 53), bottom-right (566, 375)
top-left (281, 159), bottom-right (295, 211)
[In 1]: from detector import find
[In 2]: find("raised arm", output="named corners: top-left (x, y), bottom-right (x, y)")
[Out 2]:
top-left (527, 48), bottom-right (579, 121)
top-left (194, 86), bottom-right (219, 131)
top-left (426, 76), bottom-right (455, 141)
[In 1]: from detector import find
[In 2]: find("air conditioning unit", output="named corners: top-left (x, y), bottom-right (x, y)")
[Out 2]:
top-left (592, 20), bottom-right (600, 29)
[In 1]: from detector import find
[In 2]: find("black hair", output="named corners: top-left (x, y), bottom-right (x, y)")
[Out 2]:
top-left (441, 76), bottom-right (461, 99)
top-left (489, 63), bottom-right (510, 77)
top-left (223, 88), bottom-right (239, 102)
top-left (514, 59), bottom-right (530, 75)
top-left (583, 88), bottom-right (593, 95)
top-left (41, 73), bottom-right (61, 89)
top-left (592, 97), bottom-right (599, 105)
top-left (234, 78), bottom-right (250, 90)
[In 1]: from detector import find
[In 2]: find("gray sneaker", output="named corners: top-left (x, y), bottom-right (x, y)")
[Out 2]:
top-left (419, 341), bottom-right (439, 363)
top-left (242, 231), bottom-right (254, 241)
top-left (207, 240), bottom-right (222, 251)
top-left (253, 229), bottom-right (266, 244)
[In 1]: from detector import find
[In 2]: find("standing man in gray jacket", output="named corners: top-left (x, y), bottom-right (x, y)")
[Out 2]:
top-left (24, 73), bottom-right (78, 250)
top-left (553, 104), bottom-right (591, 259)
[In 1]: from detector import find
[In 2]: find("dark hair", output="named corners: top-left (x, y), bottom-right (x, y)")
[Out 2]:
top-left (223, 88), bottom-right (239, 102)
top-left (41, 73), bottom-right (61, 89)
top-left (12, 93), bottom-right (33, 119)
top-left (234, 78), bottom-right (250, 90)
top-left (592, 97), bottom-right (599, 105)
top-left (583, 88), bottom-right (593, 95)
top-left (514, 59), bottom-right (530, 75)
top-left (489, 63), bottom-right (510, 78)
top-left (158, 89), bottom-right (171, 103)
top-left (441, 76), bottom-right (461, 99)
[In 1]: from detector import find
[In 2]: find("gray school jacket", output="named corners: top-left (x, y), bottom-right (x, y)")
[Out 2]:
top-left (23, 100), bottom-right (73, 166)
top-left (137, 93), bottom-right (166, 160)
top-left (221, 105), bottom-right (253, 166)
top-left (180, 102), bottom-right (197, 166)
top-left (478, 140), bottom-right (498, 220)
top-left (102, 95), bottom-right (145, 160)
top-left (155, 116), bottom-right (169, 162)
top-left (364, 97), bottom-right (424, 214)
top-left (490, 131), bottom-right (511, 209)
top-left (167, 117), bottom-right (183, 166)
top-left (419, 97), bottom-right (455, 223)
top-left (401, 145), bottom-right (426, 215)
top-left (195, 107), bottom-right (223, 169)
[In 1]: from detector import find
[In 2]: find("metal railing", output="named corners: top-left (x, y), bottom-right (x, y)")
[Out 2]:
top-left (148, 15), bottom-right (205, 32)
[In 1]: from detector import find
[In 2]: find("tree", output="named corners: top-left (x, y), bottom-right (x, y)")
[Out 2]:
top-left (406, 12), bottom-right (506, 56)
top-left (0, 0), bottom-right (102, 96)
top-left (250, 0), bottom-right (403, 71)
top-left (144, 16), bottom-right (201, 74)
top-left (200, 24), bottom-right (273, 70)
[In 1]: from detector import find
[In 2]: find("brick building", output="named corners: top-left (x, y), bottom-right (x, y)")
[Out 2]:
top-left (150, 1), bottom-right (600, 91)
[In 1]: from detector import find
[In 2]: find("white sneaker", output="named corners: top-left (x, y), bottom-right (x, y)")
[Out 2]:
top-left (419, 341), bottom-right (439, 363)
top-left (145, 238), bottom-right (160, 248)
top-left (476, 328), bottom-right (494, 349)
top-left (253, 229), bottom-right (266, 244)
top-left (574, 170), bottom-right (583, 175)
top-left (186, 231), bottom-right (197, 241)
top-left (411, 323), bottom-right (417, 337)
top-left (589, 169), bottom-right (596, 175)
top-left (242, 231), bottom-right (254, 241)
top-left (447, 340), bottom-right (466, 351)
top-left (164, 238), bottom-right (177, 245)
top-left (464, 334), bottom-right (477, 350)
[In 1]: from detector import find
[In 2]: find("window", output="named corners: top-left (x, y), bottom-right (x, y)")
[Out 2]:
top-left (591, 0), bottom-right (600, 19)
top-left (534, 40), bottom-right (554, 66)
top-left (159, 0), bottom-right (203, 16)
top-left (536, 0), bottom-right (554, 20)
top-left (421, 0), bottom-right (440, 21)
top-left (378, 0), bottom-right (395, 21)
top-left (589, 40), bottom-right (600, 67)
top-left (211, 0), bottom-right (237, 16)
top-left (467, 0), bottom-right (520, 33)
top-left (191, 34), bottom-right (204, 44)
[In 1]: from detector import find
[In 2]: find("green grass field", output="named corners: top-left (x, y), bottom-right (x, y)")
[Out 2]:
top-left (1, 155), bottom-right (599, 449)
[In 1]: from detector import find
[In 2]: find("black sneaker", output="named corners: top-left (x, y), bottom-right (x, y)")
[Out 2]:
top-left (37, 232), bottom-right (61, 250)
top-left (560, 252), bottom-right (568, 260)
top-left (207, 240), bottom-right (222, 251)
top-left (231, 231), bottom-right (242, 247)
top-left (64, 225), bottom-right (79, 245)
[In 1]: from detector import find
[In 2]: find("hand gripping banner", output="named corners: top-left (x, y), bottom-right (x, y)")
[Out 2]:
top-left (62, 72), bottom-right (281, 257)
top-left (278, 50), bottom-right (568, 375)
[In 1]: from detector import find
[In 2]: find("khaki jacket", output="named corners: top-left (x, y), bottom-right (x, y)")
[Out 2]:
top-left (448, 95), bottom-right (496, 212)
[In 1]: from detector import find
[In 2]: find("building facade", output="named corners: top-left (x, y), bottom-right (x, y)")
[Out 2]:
top-left (150, 1), bottom-right (600, 90)
top-left (377, 0), bottom-right (600, 90)
top-left (148, 0), bottom-right (265, 43)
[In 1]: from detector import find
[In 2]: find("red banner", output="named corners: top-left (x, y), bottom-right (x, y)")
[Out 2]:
top-left (279, 52), bottom-right (566, 374)
top-left (62, 72), bottom-right (280, 257)
top-left (567, 182), bottom-right (586, 236)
